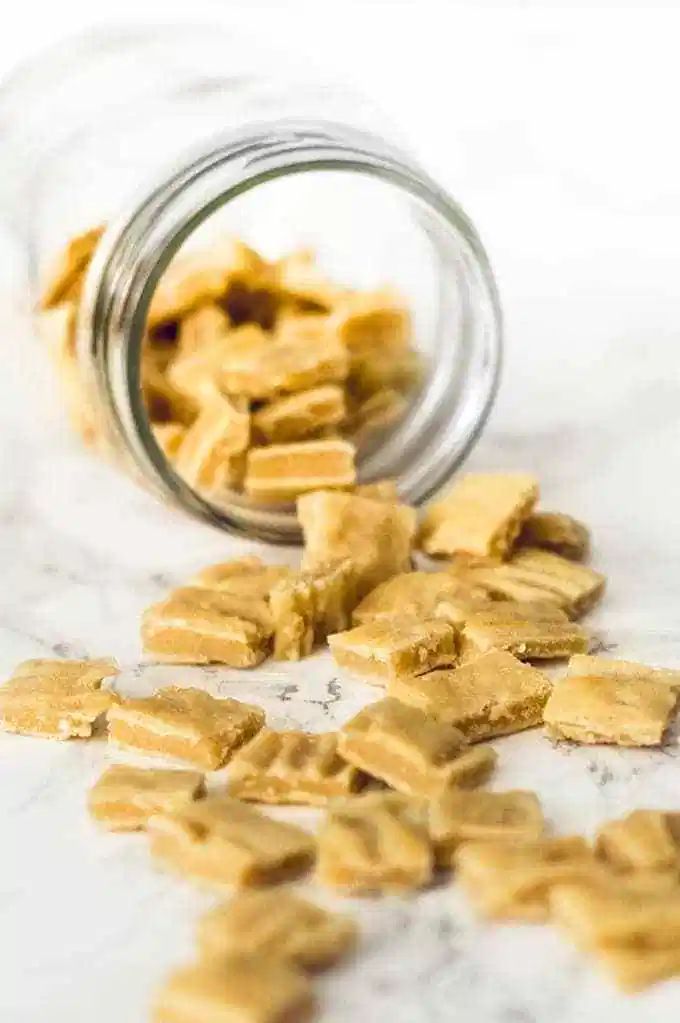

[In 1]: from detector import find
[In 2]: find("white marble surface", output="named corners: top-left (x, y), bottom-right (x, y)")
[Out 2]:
top-left (3, 7), bottom-right (680, 1023)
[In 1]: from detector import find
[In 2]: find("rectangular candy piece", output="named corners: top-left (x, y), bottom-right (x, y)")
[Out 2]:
top-left (329, 616), bottom-right (457, 683)
top-left (141, 591), bottom-right (270, 667)
top-left (351, 571), bottom-right (489, 626)
top-left (436, 597), bottom-right (568, 629)
top-left (40, 225), bottom-right (104, 308)
top-left (197, 890), bottom-right (357, 970)
top-left (595, 810), bottom-right (680, 874)
top-left (153, 958), bottom-right (315, 1023)
top-left (190, 556), bottom-right (291, 599)
top-left (316, 791), bottom-right (432, 893)
top-left (220, 323), bottom-right (348, 400)
top-left (467, 549), bottom-right (606, 618)
top-left (542, 674), bottom-right (677, 747)
top-left (147, 238), bottom-right (268, 326)
top-left (298, 490), bottom-right (417, 598)
top-left (244, 439), bottom-right (356, 504)
top-left (454, 836), bottom-right (598, 922)
top-left (429, 789), bottom-right (545, 867)
top-left (550, 882), bottom-right (680, 952)
top-left (389, 650), bottom-right (551, 742)
top-left (253, 385), bottom-right (346, 443)
top-left (108, 686), bottom-right (265, 769)
top-left (88, 764), bottom-right (205, 830)
top-left (174, 393), bottom-right (250, 493)
top-left (419, 473), bottom-right (539, 559)
top-left (338, 697), bottom-right (470, 797)
top-left (462, 609), bottom-right (589, 661)
top-left (330, 289), bottom-right (411, 354)
top-left (148, 793), bottom-right (315, 887)
top-left (566, 654), bottom-right (680, 689)
top-left (517, 511), bottom-right (590, 560)
top-left (228, 729), bottom-right (365, 806)
top-left (0, 657), bottom-right (119, 740)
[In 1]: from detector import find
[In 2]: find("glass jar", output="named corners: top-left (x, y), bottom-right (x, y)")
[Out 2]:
top-left (0, 25), bottom-right (502, 543)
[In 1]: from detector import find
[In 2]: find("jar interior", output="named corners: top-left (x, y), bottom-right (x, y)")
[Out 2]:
top-left (132, 165), bottom-right (499, 541)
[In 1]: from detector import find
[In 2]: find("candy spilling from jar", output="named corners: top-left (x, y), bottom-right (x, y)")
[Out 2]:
top-left (36, 229), bottom-right (423, 507)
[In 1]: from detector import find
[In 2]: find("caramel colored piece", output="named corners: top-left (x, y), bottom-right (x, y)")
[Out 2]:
top-left (437, 745), bottom-right (498, 789)
top-left (108, 687), bottom-right (265, 769)
top-left (464, 549), bottom-right (605, 618)
top-left (352, 571), bottom-right (494, 626)
top-left (420, 473), bottom-right (539, 559)
top-left (389, 650), bottom-right (551, 742)
top-left (220, 322), bottom-right (348, 400)
top-left (153, 958), bottom-right (314, 1023)
top-left (141, 591), bottom-right (270, 667)
top-left (198, 890), bottom-right (356, 971)
top-left (228, 728), bottom-right (364, 805)
top-left (352, 479), bottom-right (400, 502)
top-left (142, 359), bottom-right (197, 427)
top-left (0, 657), bottom-right (118, 740)
top-left (168, 324), bottom-right (263, 405)
top-left (329, 616), bottom-right (457, 683)
top-left (317, 791), bottom-right (432, 893)
top-left (169, 586), bottom-right (273, 631)
top-left (435, 596), bottom-right (568, 629)
top-left (517, 511), bottom-right (590, 560)
top-left (338, 697), bottom-right (470, 797)
top-left (462, 608), bottom-right (589, 660)
top-left (253, 385), bottom-right (346, 443)
top-left (245, 439), bottom-right (356, 503)
top-left (148, 239), bottom-right (267, 327)
top-left (543, 674), bottom-right (676, 746)
top-left (149, 793), bottom-right (315, 887)
top-left (429, 789), bottom-right (545, 866)
top-left (177, 302), bottom-right (230, 356)
top-left (40, 225), bottom-right (104, 309)
top-left (331, 289), bottom-right (410, 354)
top-left (88, 764), bottom-right (205, 831)
top-left (191, 556), bottom-right (291, 599)
top-left (270, 575), bottom-right (316, 661)
top-left (566, 654), bottom-right (680, 689)
top-left (308, 559), bottom-right (358, 640)
top-left (174, 393), bottom-right (250, 493)
top-left (595, 810), bottom-right (680, 874)
top-left (455, 836), bottom-right (598, 921)
top-left (298, 490), bottom-right (416, 597)
top-left (152, 422), bottom-right (186, 460)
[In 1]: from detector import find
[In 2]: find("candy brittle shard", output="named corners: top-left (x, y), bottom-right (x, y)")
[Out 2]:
top-left (329, 616), bottom-right (457, 682)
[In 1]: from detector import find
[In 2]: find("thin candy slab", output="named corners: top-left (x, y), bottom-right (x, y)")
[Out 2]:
top-left (329, 616), bottom-right (457, 682)
top-left (88, 764), bottom-right (205, 830)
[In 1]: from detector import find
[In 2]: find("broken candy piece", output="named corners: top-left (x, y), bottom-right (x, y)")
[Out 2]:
top-left (566, 654), bottom-right (680, 690)
top-left (420, 473), bottom-right (538, 559)
top-left (517, 511), bottom-right (590, 560)
top-left (329, 616), bottom-right (457, 683)
top-left (107, 686), bottom-right (265, 769)
top-left (429, 788), bottom-right (545, 866)
top-left (88, 764), bottom-right (205, 830)
top-left (197, 890), bottom-right (357, 970)
top-left (461, 609), bottom-right (589, 660)
top-left (253, 385), bottom-right (346, 444)
top-left (389, 650), bottom-right (551, 742)
top-left (352, 571), bottom-right (489, 626)
top-left (148, 793), bottom-right (315, 888)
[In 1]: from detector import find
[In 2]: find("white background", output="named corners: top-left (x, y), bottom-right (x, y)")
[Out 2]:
top-left (2, 4), bottom-right (680, 1022)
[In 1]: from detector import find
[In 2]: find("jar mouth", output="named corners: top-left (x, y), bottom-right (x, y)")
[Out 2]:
top-left (79, 120), bottom-right (502, 544)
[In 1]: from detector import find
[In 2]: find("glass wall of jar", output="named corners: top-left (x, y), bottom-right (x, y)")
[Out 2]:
top-left (0, 25), bottom-right (502, 543)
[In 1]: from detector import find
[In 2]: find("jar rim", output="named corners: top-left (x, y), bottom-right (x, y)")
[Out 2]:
top-left (79, 119), bottom-right (502, 543)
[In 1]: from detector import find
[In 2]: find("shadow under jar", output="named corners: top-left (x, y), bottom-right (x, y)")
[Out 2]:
top-left (0, 25), bottom-right (502, 543)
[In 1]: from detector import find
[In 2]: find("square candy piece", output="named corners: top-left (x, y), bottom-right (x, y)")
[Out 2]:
top-left (595, 810), bottom-right (680, 873)
top-left (436, 596), bottom-right (567, 630)
top-left (517, 511), bottom-right (590, 561)
top-left (462, 610), bottom-right (588, 661)
top-left (252, 384), bottom-right (346, 444)
top-left (108, 686), bottom-right (265, 770)
top-left (566, 654), bottom-right (680, 690)
top-left (454, 836), bottom-right (598, 922)
top-left (420, 473), bottom-right (538, 558)
top-left (0, 657), bottom-right (119, 740)
top-left (351, 571), bottom-right (489, 626)
top-left (543, 674), bottom-right (676, 746)
top-left (317, 791), bottom-right (432, 893)
top-left (338, 697), bottom-right (469, 798)
top-left (153, 958), bottom-right (314, 1023)
top-left (149, 793), bottom-right (315, 888)
top-left (228, 729), bottom-right (365, 806)
top-left (88, 764), bottom-right (205, 831)
top-left (141, 591), bottom-right (270, 667)
top-left (389, 650), bottom-right (551, 742)
top-left (244, 439), bottom-right (356, 504)
top-left (329, 616), bottom-right (457, 683)
top-left (429, 788), bottom-right (545, 866)
top-left (197, 890), bottom-right (357, 971)
top-left (298, 490), bottom-right (416, 597)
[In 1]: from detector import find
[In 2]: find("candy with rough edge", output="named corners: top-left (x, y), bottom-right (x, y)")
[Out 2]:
top-left (88, 764), bottom-right (205, 831)
top-left (245, 438), bottom-right (356, 504)
top-left (352, 571), bottom-right (489, 626)
top-left (329, 616), bottom-right (457, 683)
top-left (517, 511), bottom-right (590, 560)
top-left (461, 609), bottom-right (589, 661)
top-left (174, 393), bottom-right (250, 493)
top-left (253, 385), bottom-right (346, 443)
top-left (566, 654), bottom-right (680, 689)
top-left (429, 788), bottom-right (545, 866)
